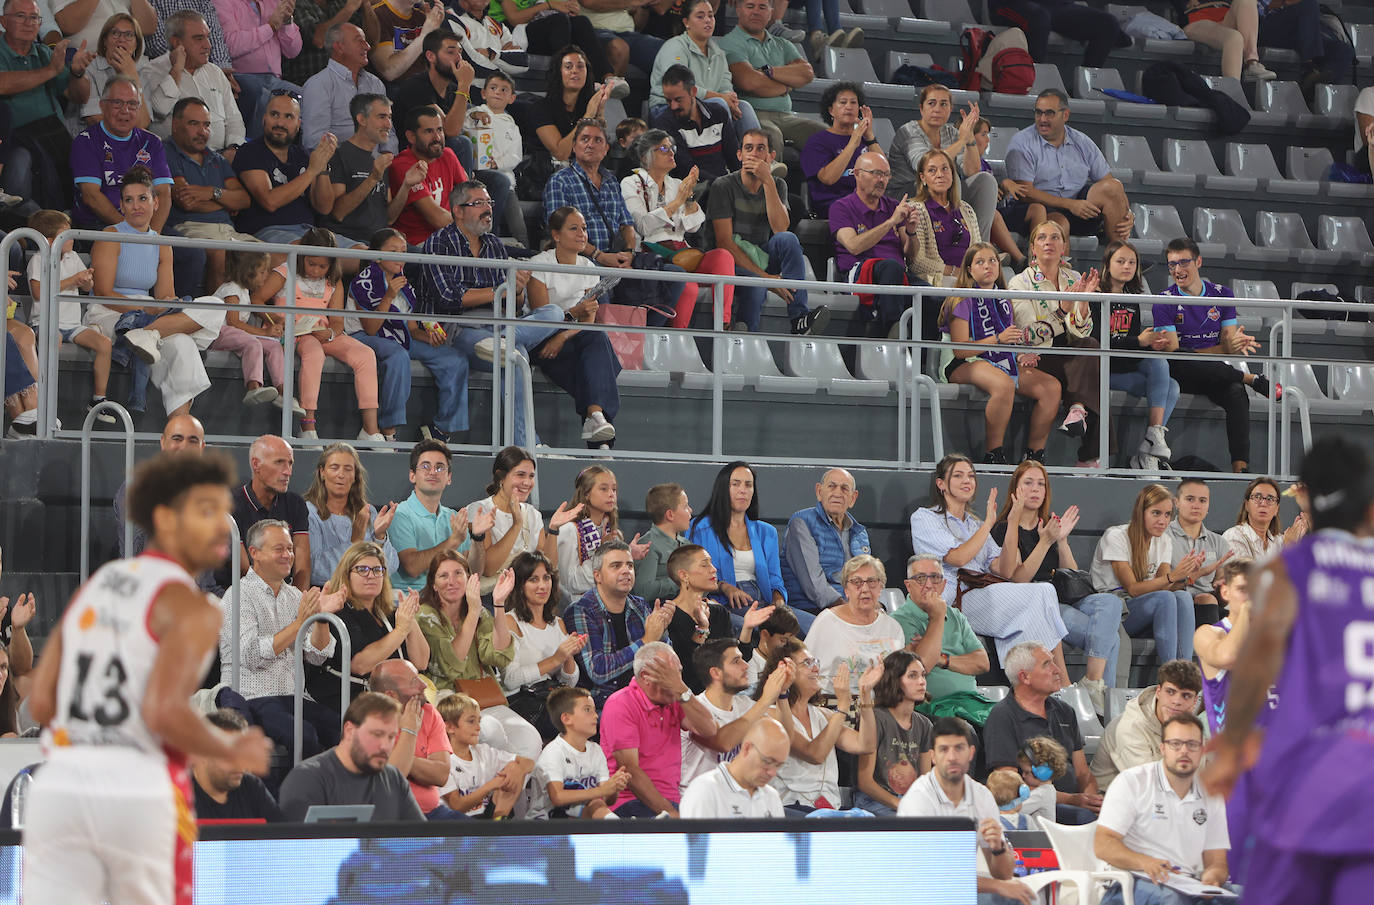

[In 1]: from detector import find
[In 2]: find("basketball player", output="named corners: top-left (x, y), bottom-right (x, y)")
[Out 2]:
top-left (24, 451), bottom-right (273, 905)
top-left (1203, 435), bottom-right (1374, 904)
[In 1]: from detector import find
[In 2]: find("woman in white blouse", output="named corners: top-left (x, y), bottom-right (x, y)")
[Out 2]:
top-left (501, 552), bottom-right (585, 736)
top-left (619, 129), bottom-right (737, 328)
top-left (1222, 476), bottom-right (1308, 560)
top-left (466, 446), bottom-right (582, 595)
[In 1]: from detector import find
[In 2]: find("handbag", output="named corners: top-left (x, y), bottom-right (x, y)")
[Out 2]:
top-left (1050, 568), bottom-right (1095, 606)
top-left (506, 679), bottom-right (560, 741)
top-left (595, 302), bottom-right (648, 369)
top-left (954, 568), bottom-right (1010, 609)
top-left (455, 675), bottom-right (508, 709)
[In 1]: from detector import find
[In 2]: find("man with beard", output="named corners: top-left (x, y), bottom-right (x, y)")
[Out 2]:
top-left (233, 90), bottom-right (338, 244)
top-left (389, 103), bottom-right (467, 247)
top-left (898, 717), bottom-right (1035, 905)
top-left (680, 718), bottom-right (789, 818)
top-left (70, 76), bottom-right (174, 229)
top-left (419, 179), bottom-right (559, 448)
top-left (301, 23), bottom-right (388, 151)
top-left (369, 659), bottom-right (459, 819)
top-left (1096, 714), bottom-right (1232, 904)
top-left (311, 93), bottom-right (424, 247)
top-left (279, 691), bottom-right (425, 821)
top-left (192, 709), bottom-right (286, 821)
top-left (165, 98), bottom-right (258, 292)
top-left (651, 64), bottom-right (739, 184)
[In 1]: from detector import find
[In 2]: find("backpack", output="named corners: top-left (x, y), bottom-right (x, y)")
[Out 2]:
top-left (965, 26), bottom-right (1036, 94)
top-left (959, 27), bottom-right (995, 91)
top-left (891, 63), bottom-right (960, 89)
top-left (990, 46), bottom-right (1036, 94)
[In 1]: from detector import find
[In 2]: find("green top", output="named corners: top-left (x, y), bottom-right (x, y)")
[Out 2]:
top-left (417, 604), bottom-right (515, 684)
top-left (890, 597), bottom-right (981, 701)
top-left (631, 524), bottom-right (687, 604)
top-left (716, 25), bottom-right (801, 114)
top-left (486, 0), bottom-right (540, 24)
top-left (0, 39), bottom-right (71, 129)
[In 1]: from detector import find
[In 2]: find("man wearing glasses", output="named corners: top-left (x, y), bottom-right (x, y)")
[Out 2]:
top-left (829, 150), bottom-right (920, 339)
top-left (388, 438), bottom-right (491, 593)
top-left (891, 555), bottom-right (992, 721)
top-left (1095, 713), bottom-right (1232, 905)
top-left (1154, 237), bottom-right (1271, 474)
top-left (1003, 88), bottom-right (1133, 243)
top-left (70, 76), bottom-right (174, 229)
top-left (232, 518), bottom-right (346, 760)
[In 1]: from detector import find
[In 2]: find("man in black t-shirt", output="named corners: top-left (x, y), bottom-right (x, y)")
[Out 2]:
top-left (233, 91), bottom-right (338, 244)
top-left (193, 709), bottom-right (286, 822)
top-left (222, 434), bottom-right (311, 591)
top-left (313, 93), bottom-right (426, 246)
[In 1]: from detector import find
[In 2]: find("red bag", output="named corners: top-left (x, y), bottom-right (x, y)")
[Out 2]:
top-left (959, 27), bottom-right (995, 90)
top-left (991, 47), bottom-right (1036, 94)
top-left (595, 303), bottom-right (647, 370)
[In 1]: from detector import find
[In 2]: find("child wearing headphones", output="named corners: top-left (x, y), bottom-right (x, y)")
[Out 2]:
top-left (1015, 735), bottom-right (1069, 827)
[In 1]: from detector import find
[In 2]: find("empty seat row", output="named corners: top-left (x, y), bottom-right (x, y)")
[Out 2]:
top-left (1129, 202), bottom-right (1373, 266)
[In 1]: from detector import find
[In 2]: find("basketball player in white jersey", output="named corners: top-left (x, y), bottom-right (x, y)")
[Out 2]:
top-left (25, 451), bottom-right (273, 905)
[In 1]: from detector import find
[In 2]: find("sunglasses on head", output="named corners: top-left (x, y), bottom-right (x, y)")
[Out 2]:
top-left (270, 88), bottom-right (302, 101)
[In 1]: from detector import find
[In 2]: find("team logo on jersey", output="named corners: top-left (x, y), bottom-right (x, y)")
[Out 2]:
top-left (135, 148), bottom-right (151, 165)
top-left (1205, 306), bottom-right (1220, 322)
top-left (1192, 808), bottom-right (1208, 825)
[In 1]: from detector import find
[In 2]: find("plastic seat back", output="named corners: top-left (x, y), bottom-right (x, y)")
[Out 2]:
top-left (1163, 138), bottom-right (1221, 177)
top-left (1105, 134), bottom-right (1160, 173)
top-left (879, 588), bottom-right (904, 614)
top-left (1225, 143), bottom-right (1283, 180)
top-left (784, 339), bottom-right (854, 386)
top-left (856, 341), bottom-right (912, 384)
top-left (885, 50), bottom-right (934, 79)
top-left (1318, 215), bottom-right (1374, 254)
top-left (922, 0), bottom-right (975, 23)
top-left (822, 46), bottom-right (879, 81)
top-left (1315, 83), bottom-right (1357, 117)
top-left (1074, 66), bottom-right (1125, 98)
top-left (642, 332), bottom-right (707, 373)
top-left (1194, 207), bottom-right (1255, 249)
top-left (1201, 75), bottom-right (1252, 110)
top-left (1031, 63), bottom-right (1066, 95)
top-left (1132, 203), bottom-right (1186, 241)
top-left (1255, 211), bottom-right (1317, 252)
top-left (1287, 145), bottom-right (1334, 181)
top-left (1256, 80), bottom-right (1312, 118)
top-left (718, 335), bottom-right (784, 378)
top-left (1230, 279), bottom-right (1279, 300)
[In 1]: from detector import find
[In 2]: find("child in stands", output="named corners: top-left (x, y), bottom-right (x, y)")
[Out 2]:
top-left (939, 242), bottom-right (1061, 465)
top-left (529, 687), bottom-right (628, 819)
top-left (437, 692), bottom-right (533, 819)
top-left (1014, 735), bottom-right (1066, 827)
top-left (212, 249), bottom-right (289, 409)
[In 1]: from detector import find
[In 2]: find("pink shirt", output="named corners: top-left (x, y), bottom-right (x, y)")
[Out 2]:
top-left (408, 702), bottom-right (453, 814)
top-left (600, 678), bottom-right (684, 810)
top-left (219, 0), bottom-right (303, 77)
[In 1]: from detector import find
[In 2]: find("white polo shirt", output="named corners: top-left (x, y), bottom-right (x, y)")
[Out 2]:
top-left (897, 770), bottom-right (1000, 822)
top-left (680, 762), bottom-right (784, 819)
top-left (1097, 760), bottom-right (1230, 877)
top-left (680, 692), bottom-right (753, 794)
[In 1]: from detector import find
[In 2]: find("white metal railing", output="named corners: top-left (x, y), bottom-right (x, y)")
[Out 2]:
top-left (8, 227), bottom-right (1364, 479)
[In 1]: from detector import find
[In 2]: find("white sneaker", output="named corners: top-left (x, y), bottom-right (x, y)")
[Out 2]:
top-left (581, 412), bottom-right (616, 442)
top-left (768, 20), bottom-right (805, 41)
top-left (0, 191), bottom-right (23, 207)
top-left (273, 394), bottom-right (307, 416)
top-left (299, 428), bottom-right (319, 440)
top-left (604, 76), bottom-right (631, 100)
top-left (1076, 677), bottom-right (1106, 716)
top-left (1140, 424), bottom-right (1171, 458)
top-left (357, 429), bottom-right (386, 443)
top-left (1243, 60), bottom-right (1277, 81)
top-left (243, 385), bottom-right (279, 406)
top-left (123, 327), bottom-right (161, 365)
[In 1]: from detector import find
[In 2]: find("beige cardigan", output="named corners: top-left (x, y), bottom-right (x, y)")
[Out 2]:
top-left (908, 199), bottom-right (980, 286)
top-left (1007, 262), bottom-right (1095, 347)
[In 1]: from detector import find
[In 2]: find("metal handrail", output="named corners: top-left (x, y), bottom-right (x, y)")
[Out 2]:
top-left (226, 514), bottom-right (242, 692)
top-left (0, 229), bottom-right (47, 434)
top-left (79, 401), bottom-right (134, 581)
top-left (293, 611), bottom-right (351, 766)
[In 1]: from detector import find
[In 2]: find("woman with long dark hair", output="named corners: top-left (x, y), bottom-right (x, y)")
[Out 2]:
top-left (687, 461), bottom-right (794, 629)
top-left (467, 447), bottom-right (583, 596)
top-left (501, 552), bottom-right (586, 739)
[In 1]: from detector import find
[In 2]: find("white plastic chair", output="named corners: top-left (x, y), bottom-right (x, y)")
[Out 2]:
top-left (1286, 145), bottom-right (1334, 182)
top-left (1192, 208), bottom-right (1282, 263)
top-left (1022, 818), bottom-right (1136, 905)
top-left (1255, 212), bottom-right (1339, 265)
top-left (976, 685), bottom-right (1010, 702)
top-left (1330, 366), bottom-right (1374, 411)
top-left (856, 341), bottom-right (913, 386)
top-left (784, 339), bottom-right (889, 396)
top-left (1223, 143), bottom-right (1316, 196)
top-left (715, 335), bottom-right (819, 394)
top-left (1318, 215), bottom-right (1374, 266)
top-left (1255, 80), bottom-right (1317, 128)
top-left (822, 46), bottom-right (880, 82)
top-left (1129, 203), bottom-right (1187, 255)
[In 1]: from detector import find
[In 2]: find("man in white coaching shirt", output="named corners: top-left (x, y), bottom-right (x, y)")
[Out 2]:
top-left (680, 718), bottom-right (788, 818)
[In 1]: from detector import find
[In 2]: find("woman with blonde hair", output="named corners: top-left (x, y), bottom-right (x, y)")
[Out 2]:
top-left (1089, 484), bottom-right (1198, 661)
top-left (1222, 476), bottom-right (1308, 560)
top-left (303, 441), bottom-right (399, 585)
top-left (908, 148), bottom-right (979, 286)
top-left (1007, 219), bottom-right (1106, 467)
top-left (79, 13), bottom-right (174, 127)
top-left (308, 541), bottom-right (428, 711)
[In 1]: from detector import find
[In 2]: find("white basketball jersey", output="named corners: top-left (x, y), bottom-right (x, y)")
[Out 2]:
top-left (44, 553), bottom-right (197, 761)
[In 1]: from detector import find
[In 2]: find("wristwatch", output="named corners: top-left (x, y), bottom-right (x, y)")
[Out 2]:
top-left (679, 689), bottom-right (693, 703)
top-left (212, 187), bottom-right (223, 203)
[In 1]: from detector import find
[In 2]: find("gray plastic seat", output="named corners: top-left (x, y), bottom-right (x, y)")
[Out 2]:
top-left (1104, 687), bottom-right (1144, 722)
top-left (1331, 365), bottom-right (1374, 410)
top-left (1224, 143), bottom-right (1317, 196)
top-left (879, 588), bottom-right (904, 614)
top-left (976, 685), bottom-right (1010, 703)
top-left (1229, 279), bottom-right (1279, 326)
top-left (1162, 138), bottom-right (1257, 192)
top-left (784, 339), bottom-right (890, 396)
top-left (1255, 80), bottom-right (1318, 128)
top-left (856, 340), bottom-right (914, 385)
top-left (821, 46), bottom-right (879, 82)
top-left (871, 116), bottom-right (895, 152)
top-left (1351, 23), bottom-right (1374, 56)
top-left (715, 335), bottom-right (819, 393)
top-left (856, 0), bottom-right (914, 14)
top-left (1104, 134), bottom-right (1188, 188)
top-left (1075, 66), bottom-right (1166, 121)
top-left (922, 0), bottom-right (975, 24)
top-left (1202, 75), bottom-right (1286, 129)
top-left (603, 98), bottom-right (627, 134)
top-left (1255, 211), bottom-right (1339, 265)
top-left (983, 124), bottom-right (1016, 164)
top-left (1314, 83), bottom-right (1358, 120)
top-left (1193, 207), bottom-right (1282, 263)
top-left (1130, 202), bottom-right (1188, 255)
top-left (1286, 145), bottom-right (1334, 182)
top-left (1318, 215), bottom-right (1374, 267)
top-left (885, 50), bottom-right (934, 80)
top-left (1287, 282), bottom-right (1343, 335)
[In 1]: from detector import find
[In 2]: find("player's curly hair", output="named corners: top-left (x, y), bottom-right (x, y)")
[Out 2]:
top-left (127, 450), bottom-right (235, 534)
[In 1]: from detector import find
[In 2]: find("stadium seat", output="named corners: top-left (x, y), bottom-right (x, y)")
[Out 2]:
top-left (857, 0), bottom-right (916, 17)
top-left (1255, 80), bottom-right (1319, 129)
top-left (1161, 138), bottom-right (1257, 192)
top-left (1201, 76), bottom-right (1285, 129)
top-left (872, 117), bottom-right (895, 152)
top-left (983, 125), bottom-right (1016, 165)
top-left (1273, 360), bottom-right (1357, 412)
top-left (976, 685), bottom-right (1010, 702)
top-left (716, 335), bottom-right (820, 393)
top-left (855, 341), bottom-right (914, 387)
top-left (1286, 145), bottom-right (1334, 182)
top-left (1314, 83), bottom-right (1358, 122)
top-left (821, 46), bottom-right (879, 82)
top-left (922, 0), bottom-right (976, 26)
top-left (1129, 203), bottom-right (1187, 255)
top-left (1223, 143), bottom-right (1318, 196)
top-left (783, 339), bottom-right (890, 396)
top-left (603, 98), bottom-right (627, 135)
top-left (1348, 23), bottom-right (1374, 63)
top-left (1330, 365), bottom-right (1374, 410)
top-left (1254, 211), bottom-right (1340, 265)
top-left (1033, 818), bottom-right (1137, 905)
top-left (879, 587), bottom-right (904, 613)
top-left (1103, 687), bottom-right (1144, 722)
top-left (1317, 215), bottom-right (1374, 267)
top-left (1192, 207), bottom-right (1284, 263)
top-left (1074, 67), bottom-right (1167, 121)
top-left (885, 50), bottom-right (934, 81)
top-left (1103, 135), bottom-right (1184, 188)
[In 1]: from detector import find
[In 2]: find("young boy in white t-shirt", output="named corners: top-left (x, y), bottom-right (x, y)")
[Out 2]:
top-left (26, 209), bottom-right (112, 422)
top-left (436, 693), bottom-right (533, 818)
top-left (529, 687), bottom-right (629, 820)
top-left (464, 73), bottom-right (522, 192)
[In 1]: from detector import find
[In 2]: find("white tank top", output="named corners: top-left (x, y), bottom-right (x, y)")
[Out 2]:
top-left (44, 552), bottom-right (197, 762)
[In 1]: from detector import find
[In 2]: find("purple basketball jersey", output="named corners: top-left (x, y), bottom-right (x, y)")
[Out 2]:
top-left (1201, 619), bottom-right (1279, 736)
top-left (1247, 530), bottom-right (1374, 854)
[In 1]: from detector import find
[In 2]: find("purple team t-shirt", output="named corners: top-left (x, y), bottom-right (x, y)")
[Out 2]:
top-left (829, 193), bottom-right (904, 274)
top-left (801, 129), bottom-right (864, 217)
top-left (925, 199), bottom-right (972, 267)
top-left (70, 124), bottom-right (173, 228)
top-left (1154, 279), bottom-right (1238, 351)
top-left (945, 295), bottom-right (1018, 376)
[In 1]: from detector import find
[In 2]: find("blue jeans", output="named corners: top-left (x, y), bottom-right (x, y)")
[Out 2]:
top-left (452, 305), bottom-right (563, 447)
top-left (1059, 592), bottom-right (1122, 685)
top-left (1103, 878), bottom-right (1228, 905)
top-left (1111, 358), bottom-right (1179, 422)
top-left (725, 580), bottom-right (817, 634)
top-left (352, 333), bottom-right (472, 433)
top-left (596, 29), bottom-right (663, 74)
top-left (234, 72), bottom-right (304, 139)
top-left (851, 791), bottom-right (897, 816)
top-left (734, 232), bottom-right (809, 331)
top-left (806, 0), bottom-right (841, 33)
top-left (424, 803), bottom-right (473, 821)
top-left (1122, 589), bottom-right (1195, 662)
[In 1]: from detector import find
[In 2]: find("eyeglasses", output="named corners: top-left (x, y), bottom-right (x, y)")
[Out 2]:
top-left (108, 28), bottom-right (135, 39)
top-left (1248, 493), bottom-right (1279, 504)
top-left (857, 168), bottom-right (891, 178)
top-left (458, 199), bottom-right (494, 207)
top-left (416, 461), bottom-right (449, 473)
top-left (352, 565), bottom-right (386, 576)
top-left (5, 13), bottom-right (40, 22)
top-left (654, 144), bottom-right (674, 153)
top-left (1161, 739), bottom-right (1202, 752)
top-left (270, 88), bottom-right (302, 101)
top-left (1032, 108), bottom-right (1064, 118)
top-left (1165, 258), bottom-right (1195, 271)
top-left (799, 657), bottom-right (821, 670)
top-left (101, 99), bottom-right (140, 110)
top-left (908, 573), bottom-right (943, 585)
top-left (758, 754), bottom-right (787, 769)
top-left (847, 577), bottom-right (883, 589)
